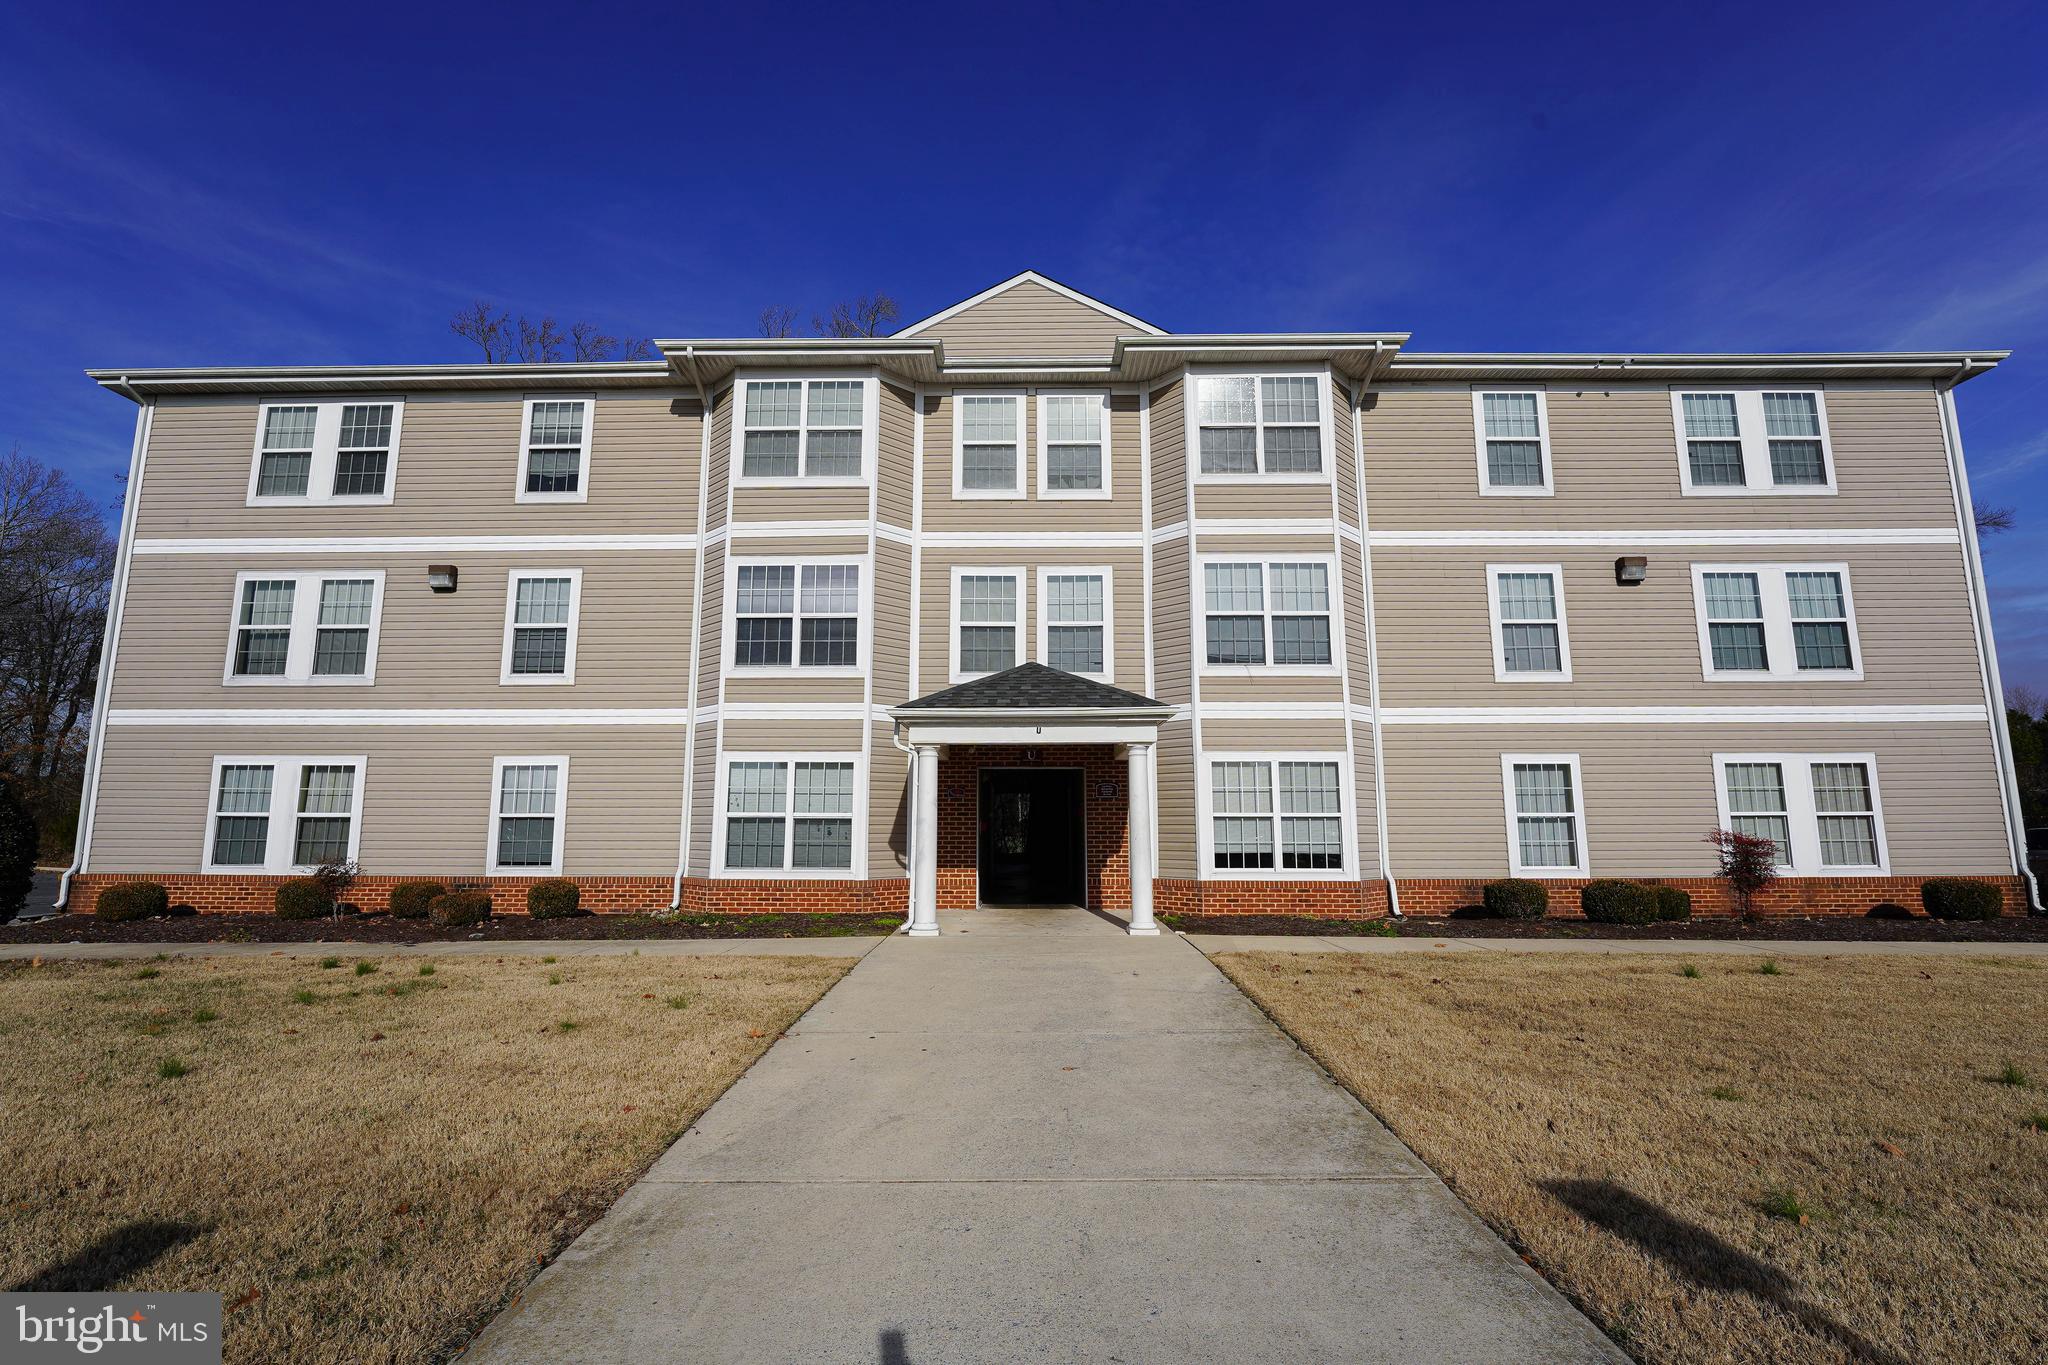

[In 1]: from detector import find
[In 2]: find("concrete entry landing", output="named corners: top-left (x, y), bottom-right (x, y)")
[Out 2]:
top-left (464, 904), bottom-right (1621, 1362)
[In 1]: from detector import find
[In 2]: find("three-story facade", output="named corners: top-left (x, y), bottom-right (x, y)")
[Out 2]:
top-left (63, 272), bottom-right (2036, 927)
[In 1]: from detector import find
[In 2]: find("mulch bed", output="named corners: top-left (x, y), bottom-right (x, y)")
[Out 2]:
top-left (0, 912), bottom-right (903, 945)
top-left (1161, 911), bottom-right (2048, 942)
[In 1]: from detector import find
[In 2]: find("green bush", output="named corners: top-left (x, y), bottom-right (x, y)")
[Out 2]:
top-left (527, 878), bottom-right (585, 919)
top-left (1483, 878), bottom-right (1548, 920)
top-left (0, 778), bottom-right (37, 925)
top-left (274, 878), bottom-right (333, 920)
top-left (95, 881), bottom-right (169, 922)
top-left (1921, 878), bottom-right (2002, 922)
top-left (1653, 885), bottom-right (1693, 922)
top-left (387, 881), bottom-right (445, 920)
top-left (430, 890), bottom-right (494, 927)
top-left (1580, 879), bottom-right (1659, 925)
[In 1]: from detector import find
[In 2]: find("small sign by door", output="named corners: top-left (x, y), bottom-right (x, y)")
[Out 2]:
top-left (1097, 781), bottom-right (1120, 799)
top-left (1019, 747), bottom-right (1042, 762)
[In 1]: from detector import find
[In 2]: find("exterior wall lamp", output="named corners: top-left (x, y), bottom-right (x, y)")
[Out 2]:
top-left (427, 565), bottom-right (458, 593)
top-left (1614, 556), bottom-right (1648, 586)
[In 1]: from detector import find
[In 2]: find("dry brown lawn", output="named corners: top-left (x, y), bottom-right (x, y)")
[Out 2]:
top-left (0, 951), bottom-right (853, 1363)
top-left (1215, 951), bottom-right (2048, 1365)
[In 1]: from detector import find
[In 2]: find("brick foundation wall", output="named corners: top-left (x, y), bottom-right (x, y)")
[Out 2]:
top-left (934, 744), bottom-right (1131, 911)
top-left (1393, 875), bottom-right (2031, 919)
top-left (68, 873), bottom-right (907, 918)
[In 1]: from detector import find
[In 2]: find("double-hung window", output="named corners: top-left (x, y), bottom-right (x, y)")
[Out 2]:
top-left (1673, 390), bottom-right (1833, 494)
top-left (1037, 567), bottom-right (1112, 680)
top-left (1038, 392), bottom-right (1111, 497)
top-left (954, 391), bottom-right (1024, 496)
top-left (1486, 565), bottom-right (1572, 681)
top-left (249, 400), bottom-right (403, 504)
top-left (1474, 391), bottom-right (1553, 494)
top-left (1715, 754), bottom-right (1887, 873)
top-left (1208, 757), bottom-right (1347, 874)
top-left (1503, 755), bottom-right (1589, 877)
top-left (738, 377), bottom-right (871, 482)
top-left (518, 397), bottom-right (593, 502)
top-left (205, 756), bottom-right (366, 873)
top-left (720, 757), bottom-right (858, 874)
top-left (1196, 374), bottom-right (1324, 477)
top-left (500, 570), bottom-right (583, 684)
top-left (1693, 564), bottom-right (1860, 681)
top-left (731, 561), bottom-right (863, 670)
top-left (1202, 560), bottom-right (1334, 670)
top-left (952, 568), bottom-right (1023, 680)
top-left (490, 757), bottom-right (567, 874)
top-left (224, 571), bottom-right (385, 685)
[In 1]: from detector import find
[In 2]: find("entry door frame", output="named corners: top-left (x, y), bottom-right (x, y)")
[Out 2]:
top-left (977, 765), bottom-right (1087, 908)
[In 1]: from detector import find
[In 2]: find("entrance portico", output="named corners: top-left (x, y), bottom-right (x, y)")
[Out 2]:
top-left (890, 664), bottom-right (1174, 937)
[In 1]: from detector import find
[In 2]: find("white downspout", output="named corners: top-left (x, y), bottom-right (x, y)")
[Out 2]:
top-left (671, 348), bottom-right (713, 910)
top-left (58, 383), bottom-right (152, 908)
top-left (1936, 369), bottom-right (2041, 912)
top-left (1350, 352), bottom-right (1400, 915)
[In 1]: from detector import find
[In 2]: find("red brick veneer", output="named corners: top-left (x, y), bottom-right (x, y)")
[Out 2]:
top-left (1394, 875), bottom-right (2030, 919)
top-left (68, 873), bottom-right (906, 918)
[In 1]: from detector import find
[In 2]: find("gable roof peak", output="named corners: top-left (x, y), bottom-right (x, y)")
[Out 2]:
top-left (895, 270), bottom-right (1167, 339)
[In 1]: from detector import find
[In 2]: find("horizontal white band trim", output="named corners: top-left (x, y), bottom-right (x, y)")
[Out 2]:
top-left (720, 702), bottom-right (876, 722)
top-left (1196, 702), bottom-right (1348, 719)
top-left (918, 530), bottom-right (1146, 547)
top-left (1192, 518), bottom-right (1338, 538)
top-left (1150, 521), bottom-right (1189, 542)
top-left (1372, 703), bottom-right (1987, 725)
top-left (107, 708), bottom-right (693, 726)
top-left (135, 534), bottom-right (700, 555)
top-left (717, 521), bottom-right (872, 542)
top-left (1369, 527), bottom-right (1961, 548)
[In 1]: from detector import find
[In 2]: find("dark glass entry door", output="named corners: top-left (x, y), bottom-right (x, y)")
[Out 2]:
top-left (978, 769), bottom-right (1085, 906)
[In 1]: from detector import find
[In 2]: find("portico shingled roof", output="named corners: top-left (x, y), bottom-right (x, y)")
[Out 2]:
top-left (893, 662), bottom-right (1170, 715)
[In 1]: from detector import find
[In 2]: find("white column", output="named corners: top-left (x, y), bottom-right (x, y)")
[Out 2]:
top-left (1126, 740), bottom-right (1159, 935)
top-left (907, 743), bottom-right (942, 936)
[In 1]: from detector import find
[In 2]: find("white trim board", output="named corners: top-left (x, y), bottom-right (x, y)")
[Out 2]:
top-left (107, 708), bottom-right (692, 726)
top-left (135, 534), bottom-right (698, 556)
top-left (1368, 528), bottom-right (1960, 547)
top-left (1371, 704), bottom-right (1986, 725)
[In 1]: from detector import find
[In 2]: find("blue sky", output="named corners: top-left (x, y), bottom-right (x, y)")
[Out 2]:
top-left (5, 1), bottom-right (2046, 689)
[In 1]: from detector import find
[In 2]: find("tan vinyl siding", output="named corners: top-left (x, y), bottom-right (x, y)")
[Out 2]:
top-left (731, 486), bottom-right (870, 523)
top-left (919, 549), bottom-right (1146, 688)
top-left (919, 392), bottom-right (1142, 532)
top-left (112, 552), bottom-right (693, 709)
top-left (1332, 380), bottom-right (1360, 527)
top-left (136, 392), bottom-right (700, 539)
top-left (1193, 484), bottom-right (1335, 522)
top-left (1350, 721), bottom-right (1381, 876)
top-left (703, 389), bottom-right (731, 532)
top-left (1150, 541), bottom-right (1191, 705)
top-left (1194, 532), bottom-right (1336, 556)
top-left (722, 676), bottom-right (866, 706)
top-left (726, 535), bottom-right (869, 558)
top-left (1373, 543), bottom-right (1981, 707)
top-left (1198, 677), bottom-right (1344, 704)
top-left (1340, 544), bottom-right (1371, 686)
top-left (718, 720), bottom-right (865, 752)
top-left (1148, 377), bottom-right (1186, 521)
top-left (1156, 719), bottom-right (1197, 877)
top-left (1364, 384), bottom-right (1962, 530)
top-left (1381, 723), bottom-right (2009, 878)
top-left (911, 279), bottom-right (1131, 360)
top-left (877, 381), bottom-right (916, 529)
top-left (869, 721), bottom-right (909, 875)
top-left (90, 725), bottom-right (684, 875)
top-left (696, 542), bottom-right (725, 704)
top-left (872, 538), bottom-right (913, 704)
top-left (688, 717), bottom-right (717, 876)
top-left (1198, 719), bottom-right (1349, 751)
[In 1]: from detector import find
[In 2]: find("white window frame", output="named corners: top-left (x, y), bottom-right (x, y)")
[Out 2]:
top-left (499, 568), bottom-right (584, 686)
top-left (731, 373), bottom-right (878, 488)
top-left (246, 399), bottom-right (404, 507)
top-left (1690, 562), bottom-right (1862, 682)
top-left (1485, 563), bottom-right (1573, 683)
top-left (712, 752), bottom-right (867, 879)
top-left (221, 570), bottom-right (386, 687)
top-left (1671, 388), bottom-right (1836, 496)
top-left (1501, 753), bottom-right (1591, 878)
top-left (515, 395), bottom-right (594, 505)
top-left (1196, 554), bottom-right (1342, 678)
top-left (1035, 391), bottom-right (1113, 500)
top-left (1190, 367), bottom-right (1333, 485)
top-left (1196, 752), bottom-right (1358, 882)
top-left (202, 755), bottom-right (367, 874)
top-left (952, 389), bottom-right (1027, 499)
top-left (1473, 388), bottom-right (1554, 496)
top-left (725, 554), bottom-right (870, 677)
top-left (1035, 565), bottom-right (1114, 683)
top-left (487, 755), bottom-right (569, 875)
top-left (1712, 752), bottom-right (1890, 875)
top-left (950, 566), bottom-right (1027, 683)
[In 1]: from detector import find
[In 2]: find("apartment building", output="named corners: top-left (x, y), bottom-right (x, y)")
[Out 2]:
top-left (63, 271), bottom-right (2035, 929)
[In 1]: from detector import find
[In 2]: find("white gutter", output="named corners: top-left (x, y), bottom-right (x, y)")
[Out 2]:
top-left (886, 706), bottom-right (1176, 722)
top-left (1936, 371), bottom-right (2042, 912)
top-left (58, 387), bottom-right (153, 908)
top-left (671, 347), bottom-right (714, 911)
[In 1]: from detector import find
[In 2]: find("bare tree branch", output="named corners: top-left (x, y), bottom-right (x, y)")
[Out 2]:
top-left (1976, 504), bottom-right (2016, 535)
top-left (450, 300), bottom-right (510, 363)
top-left (452, 304), bottom-right (649, 363)
top-left (813, 293), bottom-right (900, 338)
top-left (758, 306), bottom-right (798, 339)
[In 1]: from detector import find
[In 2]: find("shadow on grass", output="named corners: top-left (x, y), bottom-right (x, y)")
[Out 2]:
top-left (1543, 1179), bottom-right (1905, 1365)
top-left (10, 1219), bottom-right (208, 1293)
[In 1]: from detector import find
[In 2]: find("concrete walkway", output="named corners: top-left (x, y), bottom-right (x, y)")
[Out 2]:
top-left (463, 906), bottom-right (1620, 1363)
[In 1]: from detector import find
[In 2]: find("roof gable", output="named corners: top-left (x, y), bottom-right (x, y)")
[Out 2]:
top-left (895, 271), bottom-right (1164, 361)
top-left (896, 662), bottom-right (1167, 712)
